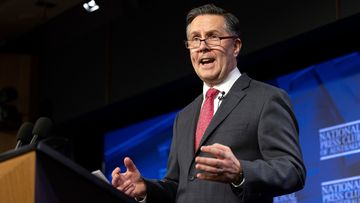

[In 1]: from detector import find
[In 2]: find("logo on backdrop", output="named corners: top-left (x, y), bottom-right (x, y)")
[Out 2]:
top-left (274, 193), bottom-right (297, 203)
top-left (322, 176), bottom-right (360, 203)
top-left (319, 120), bottom-right (360, 160)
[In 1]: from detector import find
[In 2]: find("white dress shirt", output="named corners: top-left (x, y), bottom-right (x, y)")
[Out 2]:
top-left (202, 67), bottom-right (241, 113)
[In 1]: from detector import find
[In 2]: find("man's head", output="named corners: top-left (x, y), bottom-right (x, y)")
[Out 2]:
top-left (185, 4), bottom-right (242, 86)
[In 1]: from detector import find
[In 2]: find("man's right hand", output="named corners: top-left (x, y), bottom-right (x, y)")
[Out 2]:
top-left (111, 157), bottom-right (147, 199)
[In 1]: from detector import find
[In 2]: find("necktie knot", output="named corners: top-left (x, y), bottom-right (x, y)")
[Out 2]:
top-left (206, 88), bottom-right (220, 99)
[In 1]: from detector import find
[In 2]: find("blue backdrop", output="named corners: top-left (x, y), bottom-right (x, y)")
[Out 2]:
top-left (104, 51), bottom-right (360, 203)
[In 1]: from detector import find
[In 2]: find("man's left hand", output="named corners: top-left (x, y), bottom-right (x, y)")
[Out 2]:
top-left (195, 143), bottom-right (242, 184)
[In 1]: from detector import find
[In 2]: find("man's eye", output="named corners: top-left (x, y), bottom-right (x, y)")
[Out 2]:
top-left (209, 35), bottom-right (219, 39)
top-left (192, 37), bottom-right (201, 41)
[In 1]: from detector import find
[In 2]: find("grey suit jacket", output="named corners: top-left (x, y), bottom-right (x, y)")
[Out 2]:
top-left (145, 74), bottom-right (306, 203)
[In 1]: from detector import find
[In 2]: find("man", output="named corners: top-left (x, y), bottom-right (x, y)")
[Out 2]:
top-left (112, 4), bottom-right (306, 203)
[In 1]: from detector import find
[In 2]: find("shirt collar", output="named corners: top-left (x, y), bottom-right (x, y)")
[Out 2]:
top-left (202, 67), bottom-right (241, 99)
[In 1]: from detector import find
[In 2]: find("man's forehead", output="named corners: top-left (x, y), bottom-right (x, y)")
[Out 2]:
top-left (190, 15), bottom-right (225, 26)
top-left (187, 15), bottom-right (226, 35)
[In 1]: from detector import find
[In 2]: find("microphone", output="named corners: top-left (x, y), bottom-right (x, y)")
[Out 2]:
top-left (30, 117), bottom-right (53, 145)
top-left (218, 91), bottom-right (226, 100)
top-left (15, 122), bottom-right (34, 149)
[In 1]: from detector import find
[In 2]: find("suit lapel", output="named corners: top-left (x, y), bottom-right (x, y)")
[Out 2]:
top-left (184, 94), bottom-right (203, 170)
top-left (195, 74), bottom-right (251, 154)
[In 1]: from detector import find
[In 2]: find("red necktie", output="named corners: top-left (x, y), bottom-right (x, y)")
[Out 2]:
top-left (195, 88), bottom-right (220, 150)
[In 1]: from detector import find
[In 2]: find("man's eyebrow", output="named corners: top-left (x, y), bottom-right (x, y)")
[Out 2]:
top-left (189, 30), bottom-right (221, 38)
top-left (188, 31), bottom-right (200, 38)
top-left (207, 29), bottom-right (221, 33)
top-left (205, 30), bottom-right (221, 36)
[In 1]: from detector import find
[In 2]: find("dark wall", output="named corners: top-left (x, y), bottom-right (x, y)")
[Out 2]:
top-left (1, 0), bottom-right (360, 170)
top-left (2, 0), bottom-right (360, 123)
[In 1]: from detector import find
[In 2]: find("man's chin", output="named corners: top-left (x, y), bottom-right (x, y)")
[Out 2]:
top-left (199, 75), bottom-right (221, 86)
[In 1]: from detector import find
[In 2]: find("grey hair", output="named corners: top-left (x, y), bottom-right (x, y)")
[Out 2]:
top-left (186, 4), bottom-right (241, 37)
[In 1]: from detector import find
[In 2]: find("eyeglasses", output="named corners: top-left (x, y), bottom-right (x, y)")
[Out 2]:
top-left (185, 36), bottom-right (238, 49)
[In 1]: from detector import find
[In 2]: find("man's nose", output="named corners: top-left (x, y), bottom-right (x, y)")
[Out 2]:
top-left (198, 39), bottom-right (210, 51)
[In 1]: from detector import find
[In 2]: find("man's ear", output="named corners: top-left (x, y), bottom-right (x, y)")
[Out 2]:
top-left (234, 38), bottom-right (242, 57)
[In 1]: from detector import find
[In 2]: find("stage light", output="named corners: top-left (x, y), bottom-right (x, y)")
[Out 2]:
top-left (83, 0), bottom-right (99, 12)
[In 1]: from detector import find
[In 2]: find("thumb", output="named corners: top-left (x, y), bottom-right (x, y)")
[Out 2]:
top-left (124, 157), bottom-right (138, 172)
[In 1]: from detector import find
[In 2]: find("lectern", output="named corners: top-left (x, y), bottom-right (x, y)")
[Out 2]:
top-left (0, 142), bottom-right (137, 203)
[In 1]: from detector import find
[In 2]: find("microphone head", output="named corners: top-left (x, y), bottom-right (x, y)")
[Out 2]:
top-left (16, 122), bottom-right (34, 144)
top-left (32, 117), bottom-right (53, 139)
top-left (218, 91), bottom-right (226, 100)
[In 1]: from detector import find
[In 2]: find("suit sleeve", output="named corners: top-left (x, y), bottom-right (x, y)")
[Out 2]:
top-left (236, 89), bottom-right (306, 198)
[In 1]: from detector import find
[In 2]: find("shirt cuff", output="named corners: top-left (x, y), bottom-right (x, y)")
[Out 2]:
top-left (231, 172), bottom-right (245, 187)
top-left (135, 195), bottom-right (147, 202)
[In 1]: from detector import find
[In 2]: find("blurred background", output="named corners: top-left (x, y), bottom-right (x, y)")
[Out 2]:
top-left (0, 0), bottom-right (359, 174)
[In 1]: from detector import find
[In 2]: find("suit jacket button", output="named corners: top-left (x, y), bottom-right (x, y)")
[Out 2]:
top-left (189, 175), bottom-right (195, 181)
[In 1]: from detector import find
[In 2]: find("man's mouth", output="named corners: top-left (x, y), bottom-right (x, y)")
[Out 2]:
top-left (199, 57), bottom-right (215, 65)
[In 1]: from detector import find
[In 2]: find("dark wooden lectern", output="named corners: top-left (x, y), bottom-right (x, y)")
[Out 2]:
top-left (0, 142), bottom-right (137, 203)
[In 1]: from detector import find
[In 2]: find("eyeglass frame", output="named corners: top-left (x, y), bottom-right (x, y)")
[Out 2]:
top-left (184, 35), bottom-right (238, 49)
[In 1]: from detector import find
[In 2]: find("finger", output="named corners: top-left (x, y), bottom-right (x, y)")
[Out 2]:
top-left (112, 173), bottom-right (119, 185)
top-left (205, 145), bottom-right (240, 170)
top-left (117, 179), bottom-right (132, 192)
top-left (111, 167), bottom-right (121, 177)
top-left (200, 145), bottom-right (226, 158)
top-left (124, 185), bottom-right (135, 196)
top-left (196, 155), bottom-right (240, 175)
top-left (196, 172), bottom-right (223, 181)
top-left (211, 143), bottom-right (230, 151)
top-left (112, 173), bottom-right (125, 186)
top-left (195, 156), bottom-right (221, 168)
top-left (112, 174), bottom-right (127, 187)
top-left (196, 163), bottom-right (223, 174)
top-left (124, 157), bottom-right (138, 172)
top-left (195, 156), bottom-right (225, 175)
